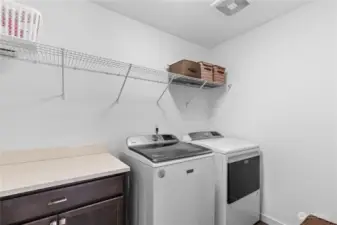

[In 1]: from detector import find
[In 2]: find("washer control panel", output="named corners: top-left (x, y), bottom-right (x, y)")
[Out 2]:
top-left (127, 134), bottom-right (179, 147)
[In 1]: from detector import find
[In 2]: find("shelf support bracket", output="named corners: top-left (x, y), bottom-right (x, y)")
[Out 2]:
top-left (185, 80), bottom-right (207, 107)
top-left (115, 64), bottom-right (132, 103)
top-left (227, 84), bottom-right (232, 92)
top-left (61, 48), bottom-right (65, 100)
top-left (157, 75), bottom-right (175, 105)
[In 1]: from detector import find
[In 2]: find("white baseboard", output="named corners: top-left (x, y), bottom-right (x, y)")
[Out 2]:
top-left (261, 214), bottom-right (286, 225)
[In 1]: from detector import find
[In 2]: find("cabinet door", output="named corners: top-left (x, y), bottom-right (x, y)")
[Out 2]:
top-left (2, 175), bottom-right (124, 225)
top-left (58, 197), bottom-right (123, 225)
top-left (22, 216), bottom-right (57, 225)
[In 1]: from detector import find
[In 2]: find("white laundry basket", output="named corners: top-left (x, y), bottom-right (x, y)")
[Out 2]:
top-left (0, 0), bottom-right (42, 42)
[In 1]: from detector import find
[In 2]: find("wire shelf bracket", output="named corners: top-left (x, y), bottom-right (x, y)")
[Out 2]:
top-left (61, 48), bottom-right (65, 100)
top-left (227, 84), bottom-right (232, 92)
top-left (186, 80), bottom-right (208, 107)
top-left (115, 64), bottom-right (132, 104)
top-left (157, 74), bottom-right (175, 105)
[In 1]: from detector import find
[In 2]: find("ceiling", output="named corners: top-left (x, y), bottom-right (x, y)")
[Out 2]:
top-left (95, 0), bottom-right (311, 48)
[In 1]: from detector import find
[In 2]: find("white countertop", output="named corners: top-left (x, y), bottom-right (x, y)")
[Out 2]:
top-left (0, 146), bottom-right (130, 198)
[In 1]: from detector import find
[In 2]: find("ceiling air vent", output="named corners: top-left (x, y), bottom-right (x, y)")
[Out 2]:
top-left (211, 0), bottom-right (253, 16)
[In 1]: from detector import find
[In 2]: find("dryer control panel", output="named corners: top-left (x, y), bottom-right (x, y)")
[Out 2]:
top-left (188, 131), bottom-right (223, 141)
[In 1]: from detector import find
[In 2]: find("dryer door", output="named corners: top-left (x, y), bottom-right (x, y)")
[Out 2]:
top-left (227, 152), bottom-right (260, 204)
top-left (226, 151), bottom-right (261, 225)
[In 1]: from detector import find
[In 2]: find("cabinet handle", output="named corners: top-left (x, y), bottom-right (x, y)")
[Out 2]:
top-left (59, 218), bottom-right (67, 225)
top-left (48, 197), bottom-right (67, 206)
top-left (50, 221), bottom-right (57, 225)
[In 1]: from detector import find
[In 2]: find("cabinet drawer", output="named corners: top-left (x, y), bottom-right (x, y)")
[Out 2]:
top-left (21, 216), bottom-right (57, 225)
top-left (2, 175), bottom-right (124, 225)
top-left (59, 197), bottom-right (123, 225)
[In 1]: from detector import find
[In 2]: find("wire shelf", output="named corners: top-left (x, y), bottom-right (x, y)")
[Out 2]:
top-left (0, 35), bottom-right (225, 104)
top-left (0, 36), bottom-right (63, 67)
top-left (0, 35), bottom-right (130, 76)
top-left (170, 74), bottom-right (224, 89)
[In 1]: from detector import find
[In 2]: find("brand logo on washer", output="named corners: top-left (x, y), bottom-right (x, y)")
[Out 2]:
top-left (158, 170), bottom-right (166, 178)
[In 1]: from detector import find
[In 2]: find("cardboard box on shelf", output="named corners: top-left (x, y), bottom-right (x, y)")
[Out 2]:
top-left (169, 60), bottom-right (201, 79)
top-left (199, 61), bottom-right (214, 83)
top-left (213, 65), bottom-right (226, 84)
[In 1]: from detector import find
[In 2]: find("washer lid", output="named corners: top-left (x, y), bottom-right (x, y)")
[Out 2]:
top-left (192, 137), bottom-right (259, 154)
top-left (127, 135), bottom-right (212, 163)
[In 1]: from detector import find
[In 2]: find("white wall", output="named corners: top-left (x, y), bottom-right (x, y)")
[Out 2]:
top-left (2, 1), bottom-right (336, 224)
top-left (0, 1), bottom-right (213, 151)
top-left (210, 1), bottom-right (337, 224)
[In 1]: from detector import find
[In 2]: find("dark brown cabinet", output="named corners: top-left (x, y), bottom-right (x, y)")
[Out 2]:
top-left (59, 197), bottom-right (123, 225)
top-left (0, 174), bottom-right (129, 225)
top-left (22, 216), bottom-right (57, 225)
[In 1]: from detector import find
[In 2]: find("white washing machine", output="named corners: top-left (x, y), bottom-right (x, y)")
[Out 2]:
top-left (121, 134), bottom-right (215, 225)
top-left (183, 131), bottom-right (261, 225)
